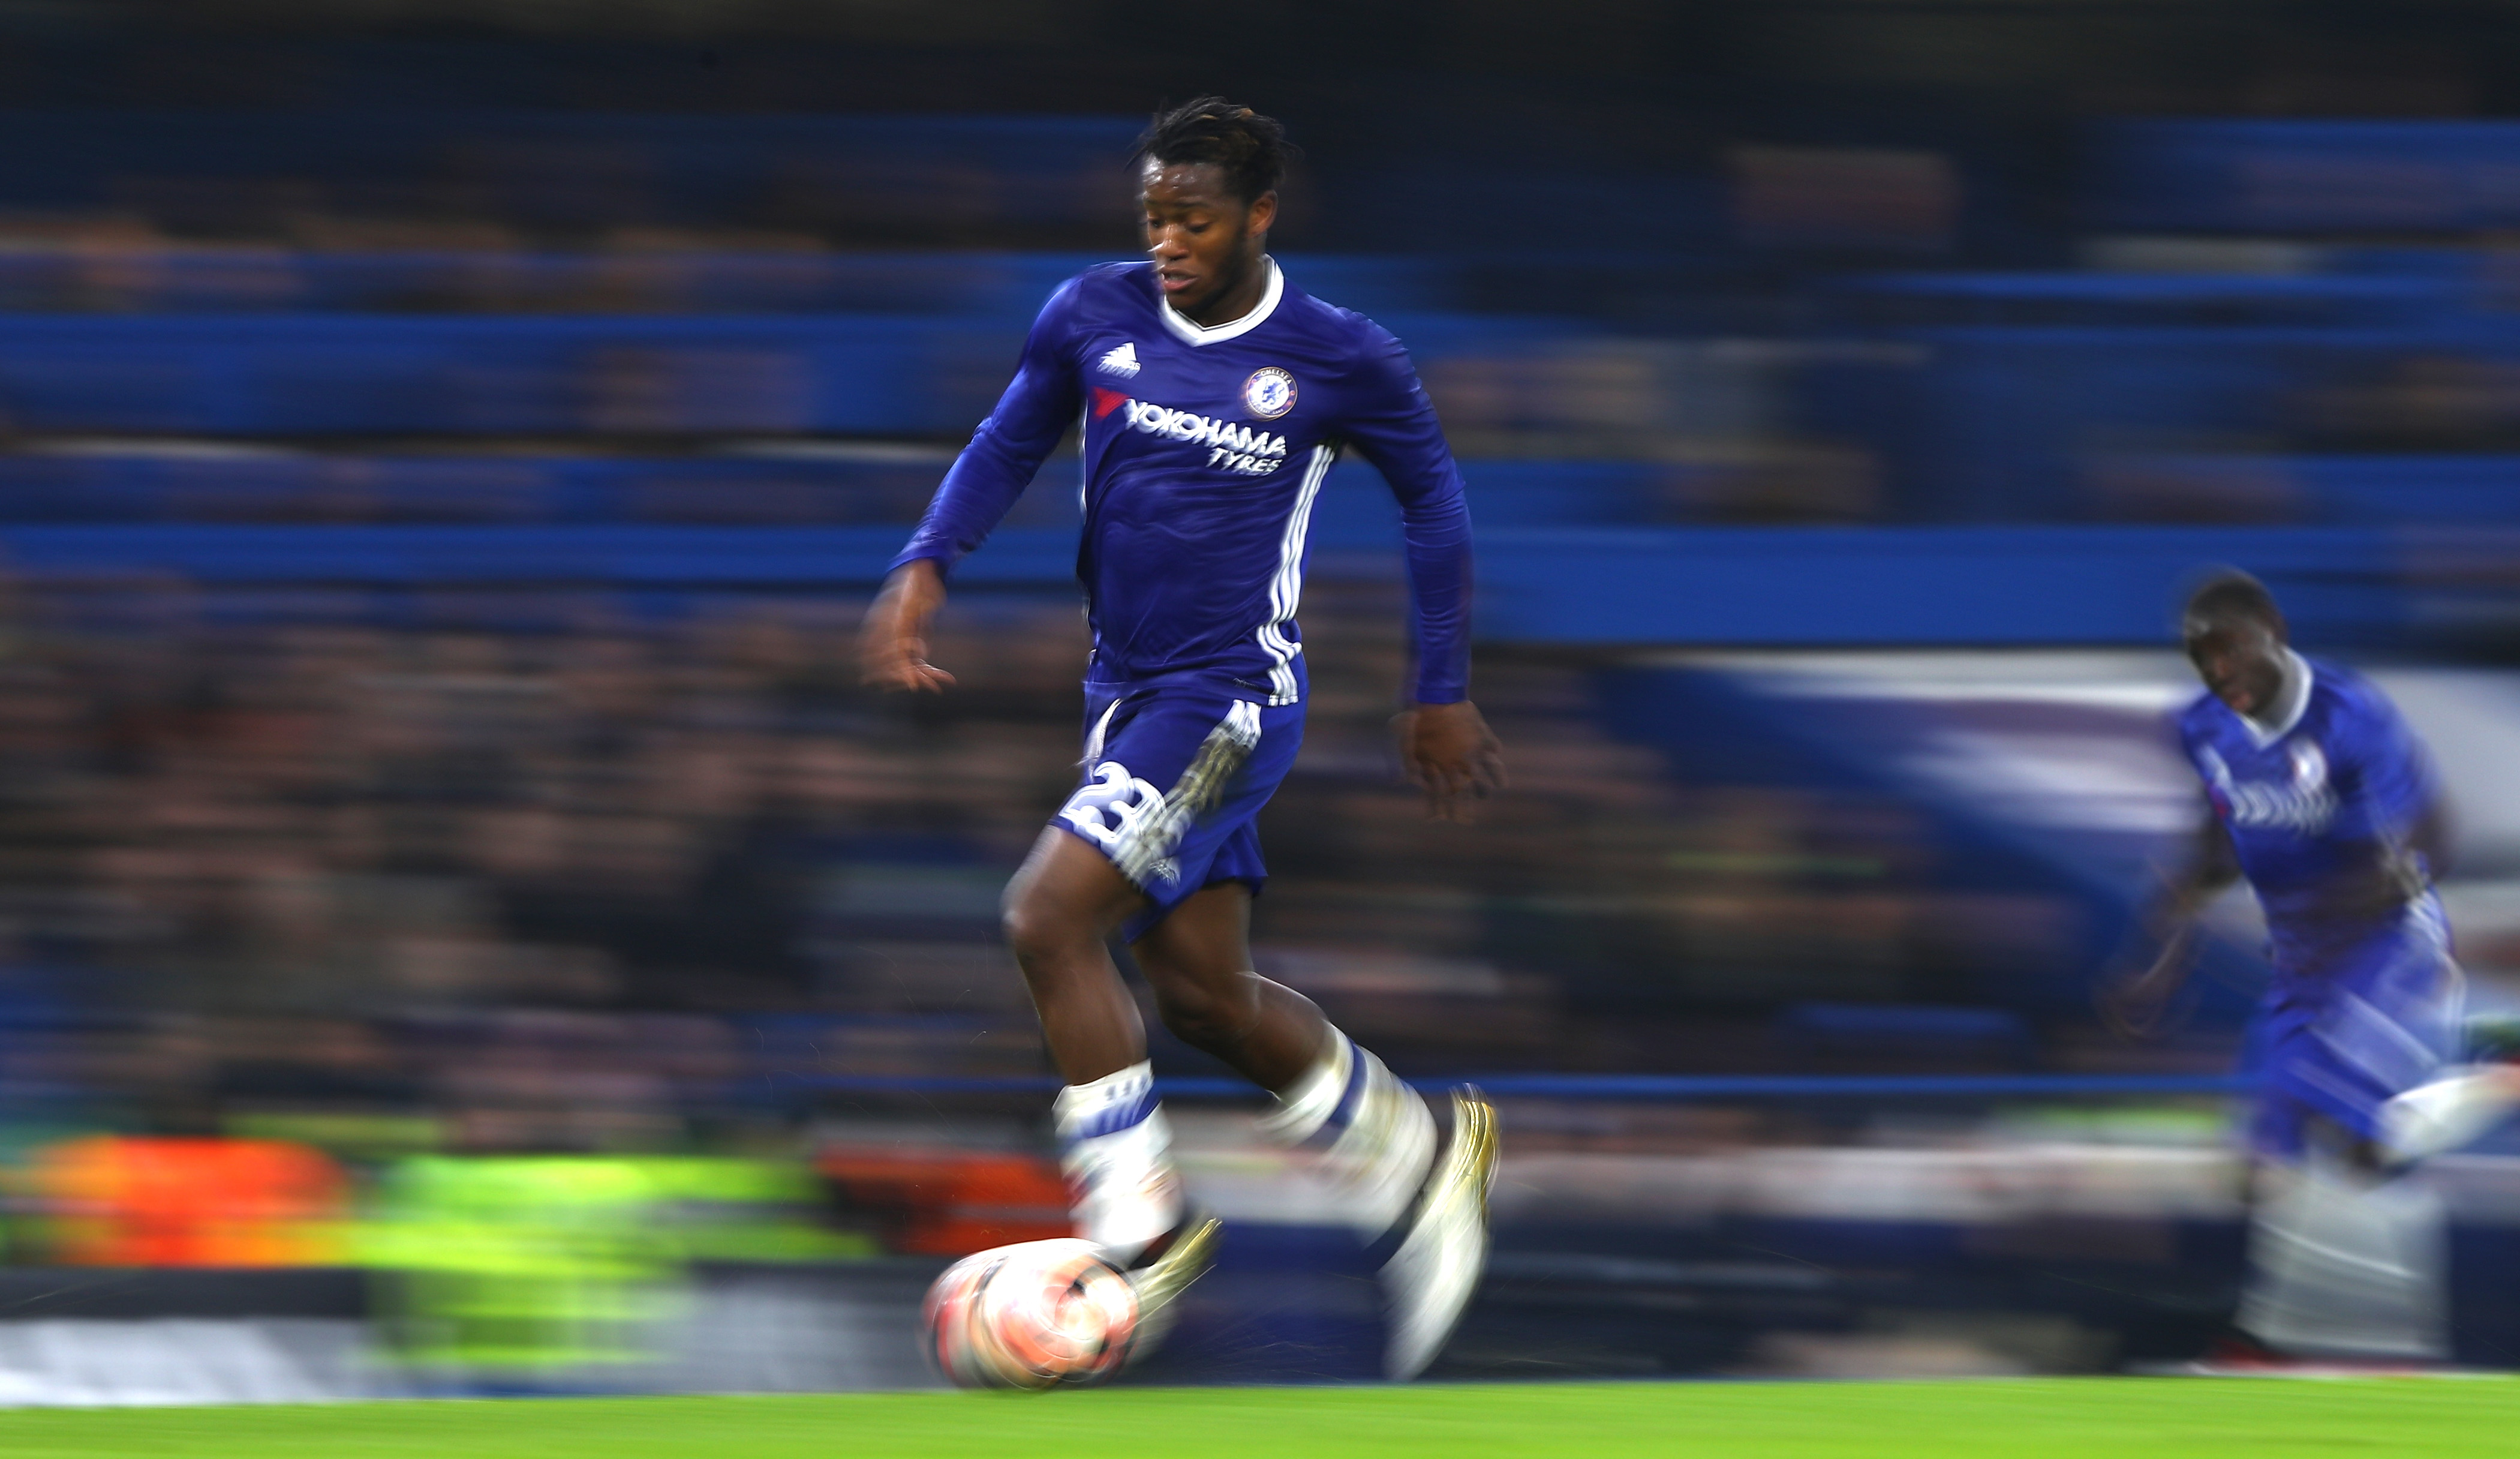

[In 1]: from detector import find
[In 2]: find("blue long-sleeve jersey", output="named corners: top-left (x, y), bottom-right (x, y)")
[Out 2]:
top-left (2176, 656), bottom-right (2440, 970)
top-left (888, 258), bottom-right (1472, 706)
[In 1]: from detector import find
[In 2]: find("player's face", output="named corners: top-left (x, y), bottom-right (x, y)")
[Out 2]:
top-left (1141, 160), bottom-right (1276, 317)
top-left (2184, 612), bottom-right (2287, 718)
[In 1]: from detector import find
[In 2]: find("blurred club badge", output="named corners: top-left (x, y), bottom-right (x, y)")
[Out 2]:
top-left (1242, 367), bottom-right (1297, 419)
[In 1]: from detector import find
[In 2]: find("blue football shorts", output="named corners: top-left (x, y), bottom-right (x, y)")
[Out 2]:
top-left (1051, 679), bottom-right (1306, 941)
top-left (2248, 893), bottom-right (2465, 1161)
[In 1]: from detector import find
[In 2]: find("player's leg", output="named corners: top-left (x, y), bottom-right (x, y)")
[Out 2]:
top-left (2236, 1121), bottom-right (2449, 1364)
top-left (1002, 826), bottom-right (1152, 1085)
top-left (1127, 881), bottom-right (1327, 1089)
top-left (2382, 1064), bottom-right (2520, 1160)
top-left (2238, 914), bottom-right (2459, 1362)
top-left (1010, 682), bottom-right (1283, 1271)
top-left (1129, 876), bottom-right (1494, 1379)
top-left (1132, 876), bottom-right (1436, 1231)
top-left (1002, 827), bottom-right (1188, 1265)
top-left (2382, 1012), bottom-right (2520, 1160)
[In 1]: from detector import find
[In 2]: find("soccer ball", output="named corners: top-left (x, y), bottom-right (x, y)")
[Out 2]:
top-left (922, 1238), bottom-right (1140, 1389)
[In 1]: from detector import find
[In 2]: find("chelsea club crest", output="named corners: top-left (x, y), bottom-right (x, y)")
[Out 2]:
top-left (1241, 367), bottom-right (1297, 419)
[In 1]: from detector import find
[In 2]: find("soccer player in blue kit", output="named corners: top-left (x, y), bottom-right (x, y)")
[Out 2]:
top-left (859, 98), bottom-right (1506, 1379)
top-left (2105, 571), bottom-right (2507, 1364)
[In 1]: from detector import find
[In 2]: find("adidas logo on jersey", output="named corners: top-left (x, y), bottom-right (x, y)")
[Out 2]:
top-left (1117, 398), bottom-right (1288, 476)
top-left (1097, 341), bottom-right (1141, 377)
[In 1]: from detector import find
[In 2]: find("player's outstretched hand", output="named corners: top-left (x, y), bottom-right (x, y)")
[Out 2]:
top-left (1394, 701), bottom-right (1506, 822)
top-left (859, 560), bottom-right (957, 694)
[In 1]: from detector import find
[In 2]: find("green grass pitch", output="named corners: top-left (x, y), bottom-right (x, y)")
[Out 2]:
top-left (1, 1380), bottom-right (2516, 1458)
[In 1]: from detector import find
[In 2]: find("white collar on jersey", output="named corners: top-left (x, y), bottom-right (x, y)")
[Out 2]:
top-left (2239, 647), bottom-right (2314, 746)
top-left (1157, 256), bottom-right (1283, 346)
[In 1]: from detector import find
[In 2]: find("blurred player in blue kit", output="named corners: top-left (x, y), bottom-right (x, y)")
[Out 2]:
top-left (2107, 571), bottom-right (2520, 1365)
top-left (859, 98), bottom-right (1505, 1378)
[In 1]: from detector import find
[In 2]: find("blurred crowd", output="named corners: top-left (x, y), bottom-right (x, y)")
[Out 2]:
top-left (0, 590), bottom-right (1063, 1109)
top-left (0, 577), bottom-right (2081, 1121)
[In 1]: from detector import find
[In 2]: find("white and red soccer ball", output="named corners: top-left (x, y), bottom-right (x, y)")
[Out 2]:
top-left (922, 1238), bottom-right (1140, 1389)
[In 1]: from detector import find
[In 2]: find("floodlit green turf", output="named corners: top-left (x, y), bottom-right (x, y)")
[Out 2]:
top-left (0, 1379), bottom-right (2516, 1458)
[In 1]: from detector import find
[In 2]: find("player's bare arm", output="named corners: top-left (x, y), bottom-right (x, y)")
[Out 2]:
top-left (858, 558), bottom-right (955, 693)
top-left (2100, 809), bottom-right (2239, 1038)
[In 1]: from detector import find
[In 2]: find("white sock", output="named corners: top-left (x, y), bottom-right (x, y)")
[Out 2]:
top-left (2239, 1151), bottom-right (2449, 1361)
top-left (2383, 1065), bottom-right (2520, 1161)
top-left (1053, 1061), bottom-right (1183, 1263)
top-left (1258, 1026), bottom-right (1437, 1236)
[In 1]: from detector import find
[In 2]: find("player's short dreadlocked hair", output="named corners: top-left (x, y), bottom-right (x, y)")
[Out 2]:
top-left (1135, 97), bottom-right (1289, 205)
top-left (2185, 569), bottom-right (2286, 633)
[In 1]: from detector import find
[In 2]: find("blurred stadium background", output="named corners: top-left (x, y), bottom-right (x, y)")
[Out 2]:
top-left (0, 0), bottom-right (2519, 1405)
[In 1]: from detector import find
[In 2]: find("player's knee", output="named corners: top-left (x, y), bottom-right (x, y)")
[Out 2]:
top-left (1000, 886), bottom-right (1087, 972)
